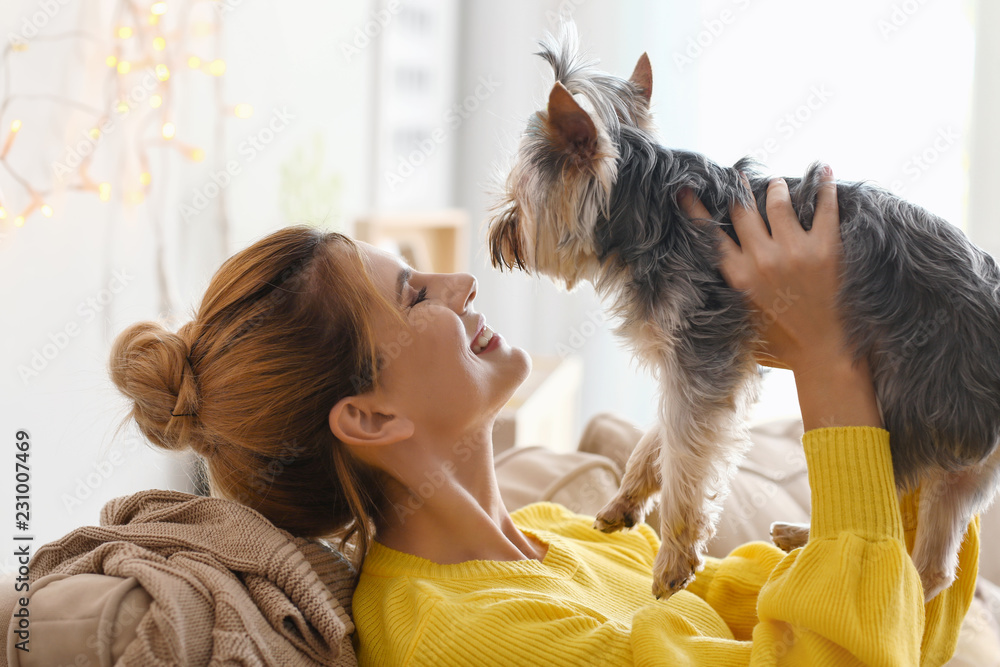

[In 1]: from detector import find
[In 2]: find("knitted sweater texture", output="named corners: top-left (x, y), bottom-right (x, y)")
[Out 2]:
top-left (352, 426), bottom-right (980, 666)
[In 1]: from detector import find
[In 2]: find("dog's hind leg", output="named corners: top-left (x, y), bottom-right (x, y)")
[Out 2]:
top-left (911, 442), bottom-right (1000, 602)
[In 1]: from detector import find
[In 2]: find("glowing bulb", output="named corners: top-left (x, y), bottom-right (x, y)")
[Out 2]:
top-left (148, 14), bottom-right (159, 25)
top-left (14, 216), bottom-right (24, 227)
top-left (189, 148), bottom-right (205, 162)
top-left (208, 59), bottom-right (226, 76)
top-left (151, 2), bottom-right (168, 15)
top-left (117, 60), bottom-right (131, 75)
top-left (187, 55), bottom-right (201, 69)
top-left (99, 183), bottom-right (111, 202)
top-left (0, 207), bottom-right (6, 219)
top-left (149, 94), bottom-right (162, 108)
top-left (41, 204), bottom-right (53, 218)
top-left (233, 103), bottom-right (253, 119)
top-left (161, 122), bottom-right (175, 139)
top-left (106, 55), bottom-right (117, 67)
top-left (89, 128), bottom-right (101, 140)
top-left (116, 101), bottom-right (130, 114)
top-left (153, 36), bottom-right (166, 51)
top-left (140, 172), bottom-right (152, 185)
top-left (155, 64), bottom-right (170, 81)
top-left (10, 120), bottom-right (21, 133)
top-left (11, 42), bottom-right (28, 52)
top-left (117, 26), bottom-right (132, 39)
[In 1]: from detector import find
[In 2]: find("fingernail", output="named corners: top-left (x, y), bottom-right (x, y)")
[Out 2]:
top-left (821, 163), bottom-right (832, 178)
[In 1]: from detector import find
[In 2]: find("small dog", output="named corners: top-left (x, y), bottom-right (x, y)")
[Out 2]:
top-left (487, 23), bottom-right (1000, 601)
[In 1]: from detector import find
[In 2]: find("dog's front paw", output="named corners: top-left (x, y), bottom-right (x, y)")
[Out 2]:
top-left (651, 545), bottom-right (703, 600)
top-left (918, 566), bottom-right (956, 603)
top-left (593, 495), bottom-right (645, 533)
top-left (770, 521), bottom-right (809, 552)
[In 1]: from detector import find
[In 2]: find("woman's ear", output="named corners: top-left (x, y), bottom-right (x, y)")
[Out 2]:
top-left (328, 395), bottom-right (414, 447)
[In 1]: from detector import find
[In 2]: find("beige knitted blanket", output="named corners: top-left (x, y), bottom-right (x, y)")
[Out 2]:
top-left (28, 489), bottom-right (356, 666)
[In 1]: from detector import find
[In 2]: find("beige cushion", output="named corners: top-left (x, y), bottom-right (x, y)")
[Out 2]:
top-left (5, 573), bottom-right (151, 667)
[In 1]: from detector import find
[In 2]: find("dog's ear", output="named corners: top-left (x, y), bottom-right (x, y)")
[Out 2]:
top-left (547, 82), bottom-right (597, 158)
top-left (629, 52), bottom-right (652, 105)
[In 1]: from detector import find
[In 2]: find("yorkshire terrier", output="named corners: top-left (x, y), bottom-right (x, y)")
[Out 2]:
top-left (487, 23), bottom-right (1000, 601)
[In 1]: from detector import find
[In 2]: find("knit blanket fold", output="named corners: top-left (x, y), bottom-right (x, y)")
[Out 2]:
top-left (28, 488), bottom-right (357, 666)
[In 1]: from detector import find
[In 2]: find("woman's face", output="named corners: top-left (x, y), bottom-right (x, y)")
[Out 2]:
top-left (355, 241), bottom-right (531, 438)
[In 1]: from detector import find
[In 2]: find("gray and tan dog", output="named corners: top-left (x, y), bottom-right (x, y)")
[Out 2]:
top-left (488, 23), bottom-right (1000, 601)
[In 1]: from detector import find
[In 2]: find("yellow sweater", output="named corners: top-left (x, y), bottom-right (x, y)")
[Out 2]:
top-left (352, 427), bottom-right (980, 665)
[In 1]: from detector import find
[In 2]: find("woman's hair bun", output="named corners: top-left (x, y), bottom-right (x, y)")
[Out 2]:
top-left (108, 320), bottom-right (205, 455)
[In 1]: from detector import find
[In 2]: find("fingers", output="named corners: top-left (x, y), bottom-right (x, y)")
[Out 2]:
top-left (812, 164), bottom-right (840, 238)
top-left (728, 172), bottom-right (771, 253)
top-left (678, 187), bottom-right (742, 265)
top-left (763, 178), bottom-right (799, 244)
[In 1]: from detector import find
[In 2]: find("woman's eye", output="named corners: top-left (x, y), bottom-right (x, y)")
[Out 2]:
top-left (409, 286), bottom-right (428, 308)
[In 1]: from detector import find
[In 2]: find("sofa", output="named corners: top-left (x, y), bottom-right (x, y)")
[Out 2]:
top-left (4, 415), bottom-right (999, 665)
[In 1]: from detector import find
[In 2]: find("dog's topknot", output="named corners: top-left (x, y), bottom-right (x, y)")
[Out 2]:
top-left (535, 21), bottom-right (651, 136)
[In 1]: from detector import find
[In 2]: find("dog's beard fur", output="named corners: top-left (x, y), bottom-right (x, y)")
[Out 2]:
top-left (488, 22), bottom-right (1000, 601)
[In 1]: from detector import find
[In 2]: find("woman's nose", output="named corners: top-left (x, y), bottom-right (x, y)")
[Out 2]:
top-left (439, 273), bottom-right (477, 313)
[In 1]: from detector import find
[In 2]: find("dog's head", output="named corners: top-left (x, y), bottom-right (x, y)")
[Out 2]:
top-left (487, 22), bottom-right (655, 291)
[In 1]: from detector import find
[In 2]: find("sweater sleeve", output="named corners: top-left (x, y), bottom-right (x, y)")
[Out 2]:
top-left (699, 426), bottom-right (979, 666)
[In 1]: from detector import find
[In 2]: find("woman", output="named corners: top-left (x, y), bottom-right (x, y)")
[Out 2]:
top-left (110, 167), bottom-right (978, 665)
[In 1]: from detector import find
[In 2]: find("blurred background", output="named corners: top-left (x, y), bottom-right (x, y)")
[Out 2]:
top-left (1, 0), bottom-right (996, 566)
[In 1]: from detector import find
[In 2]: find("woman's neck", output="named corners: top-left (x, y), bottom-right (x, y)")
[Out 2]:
top-left (371, 429), bottom-right (548, 564)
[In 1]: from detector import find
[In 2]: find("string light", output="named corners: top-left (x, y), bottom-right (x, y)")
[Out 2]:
top-left (0, 8), bottom-right (236, 226)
